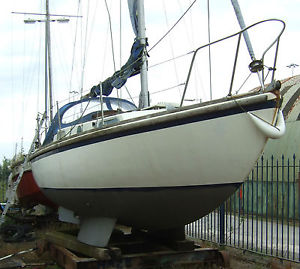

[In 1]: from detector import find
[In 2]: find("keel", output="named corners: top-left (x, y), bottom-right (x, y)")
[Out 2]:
top-left (77, 217), bottom-right (116, 247)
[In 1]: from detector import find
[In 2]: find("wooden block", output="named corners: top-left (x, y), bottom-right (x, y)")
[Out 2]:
top-left (168, 239), bottom-right (195, 251)
top-left (43, 231), bottom-right (112, 260)
top-left (36, 239), bottom-right (48, 256)
top-left (49, 244), bottom-right (98, 269)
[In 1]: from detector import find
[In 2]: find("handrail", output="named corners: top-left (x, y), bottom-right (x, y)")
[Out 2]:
top-left (180, 19), bottom-right (286, 107)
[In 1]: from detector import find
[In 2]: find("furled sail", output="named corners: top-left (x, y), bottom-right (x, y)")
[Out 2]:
top-left (89, 39), bottom-right (146, 97)
top-left (128, 0), bottom-right (138, 36)
top-left (88, 0), bottom-right (146, 98)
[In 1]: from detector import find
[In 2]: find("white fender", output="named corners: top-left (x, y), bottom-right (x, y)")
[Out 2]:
top-left (247, 109), bottom-right (285, 139)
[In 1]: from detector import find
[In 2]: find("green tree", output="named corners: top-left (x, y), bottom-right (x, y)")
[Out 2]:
top-left (0, 157), bottom-right (11, 182)
top-left (0, 157), bottom-right (11, 202)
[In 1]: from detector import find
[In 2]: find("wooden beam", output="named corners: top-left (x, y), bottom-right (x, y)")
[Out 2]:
top-left (42, 231), bottom-right (112, 260)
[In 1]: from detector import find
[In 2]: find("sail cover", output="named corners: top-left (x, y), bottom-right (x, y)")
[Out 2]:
top-left (89, 0), bottom-right (146, 98)
top-left (128, 0), bottom-right (138, 36)
top-left (89, 39), bottom-right (145, 97)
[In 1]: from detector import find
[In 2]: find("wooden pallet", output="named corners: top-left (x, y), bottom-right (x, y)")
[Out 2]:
top-left (37, 230), bottom-right (229, 269)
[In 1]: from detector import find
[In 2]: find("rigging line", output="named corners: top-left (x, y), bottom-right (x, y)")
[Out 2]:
top-left (80, 0), bottom-right (90, 99)
top-left (123, 85), bottom-right (136, 105)
top-left (104, 0), bottom-right (119, 100)
top-left (104, 0), bottom-right (117, 72)
top-left (235, 72), bottom-right (252, 94)
top-left (207, 0), bottom-right (212, 101)
top-left (176, 0), bottom-right (195, 46)
top-left (184, 0), bottom-right (201, 103)
top-left (151, 83), bottom-right (186, 95)
top-left (149, 0), bottom-right (198, 53)
top-left (69, 0), bottom-right (81, 94)
top-left (10, 12), bottom-right (16, 144)
top-left (119, 0), bottom-right (122, 100)
top-left (149, 51), bottom-right (194, 69)
top-left (119, 0), bottom-right (122, 70)
top-left (131, 83), bottom-right (185, 99)
top-left (117, 1), bottom-right (122, 107)
top-left (162, 0), bottom-right (181, 96)
top-left (100, 24), bottom-right (110, 79)
top-left (60, 99), bottom-right (91, 140)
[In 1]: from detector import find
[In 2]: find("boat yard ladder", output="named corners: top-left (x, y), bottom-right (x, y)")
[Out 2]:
top-left (0, 114), bottom-right (45, 227)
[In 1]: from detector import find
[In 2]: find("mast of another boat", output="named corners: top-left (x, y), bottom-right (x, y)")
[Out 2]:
top-left (45, 0), bottom-right (54, 125)
top-left (137, 0), bottom-right (149, 109)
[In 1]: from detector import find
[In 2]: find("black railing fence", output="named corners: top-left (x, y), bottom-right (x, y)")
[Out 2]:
top-left (186, 154), bottom-right (299, 262)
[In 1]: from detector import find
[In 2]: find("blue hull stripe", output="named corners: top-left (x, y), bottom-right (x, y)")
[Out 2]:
top-left (40, 181), bottom-right (242, 192)
top-left (32, 99), bottom-right (276, 162)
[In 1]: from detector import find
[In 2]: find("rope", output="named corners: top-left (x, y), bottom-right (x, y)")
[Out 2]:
top-left (149, 0), bottom-right (198, 53)
top-left (0, 248), bottom-right (37, 262)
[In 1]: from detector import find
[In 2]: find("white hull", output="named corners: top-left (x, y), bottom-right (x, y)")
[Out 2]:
top-left (32, 93), bottom-right (281, 189)
top-left (31, 92), bottom-right (284, 245)
top-left (35, 107), bottom-right (269, 189)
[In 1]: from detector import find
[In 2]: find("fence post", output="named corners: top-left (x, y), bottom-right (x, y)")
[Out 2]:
top-left (219, 203), bottom-right (225, 244)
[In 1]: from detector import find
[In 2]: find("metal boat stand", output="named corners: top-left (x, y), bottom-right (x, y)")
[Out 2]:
top-left (37, 229), bottom-right (230, 269)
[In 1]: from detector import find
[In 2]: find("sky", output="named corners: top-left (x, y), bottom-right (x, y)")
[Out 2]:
top-left (0, 0), bottom-right (300, 160)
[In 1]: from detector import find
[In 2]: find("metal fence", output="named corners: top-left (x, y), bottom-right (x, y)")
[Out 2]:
top-left (186, 154), bottom-right (300, 262)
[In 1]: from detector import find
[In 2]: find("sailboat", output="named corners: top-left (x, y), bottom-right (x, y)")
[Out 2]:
top-left (4, 2), bottom-right (63, 212)
top-left (10, 157), bottom-right (56, 209)
top-left (29, 0), bottom-right (286, 247)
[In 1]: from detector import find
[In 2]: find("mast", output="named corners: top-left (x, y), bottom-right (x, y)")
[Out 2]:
top-left (17, 6), bottom-right (73, 128)
top-left (137, 0), bottom-right (149, 109)
top-left (44, 0), bottom-right (53, 129)
top-left (46, 0), bottom-right (54, 122)
top-left (231, 0), bottom-right (256, 61)
top-left (44, 18), bottom-right (48, 130)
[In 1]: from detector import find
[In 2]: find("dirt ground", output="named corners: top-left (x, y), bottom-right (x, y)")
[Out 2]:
top-left (0, 219), bottom-right (298, 269)
top-left (191, 238), bottom-right (298, 269)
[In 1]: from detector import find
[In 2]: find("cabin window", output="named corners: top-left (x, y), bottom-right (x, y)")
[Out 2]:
top-left (62, 100), bottom-right (109, 124)
top-left (77, 125), bottom-right (82, 134)
top-left (98, 118), bottom-right (119, 128)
